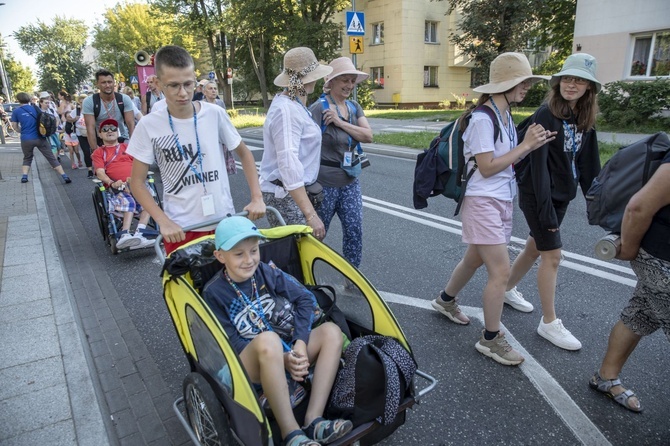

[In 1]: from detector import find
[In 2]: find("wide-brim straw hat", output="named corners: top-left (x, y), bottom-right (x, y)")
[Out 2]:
top-left (324, 57), bottom-right (369, 88)
top-left (550, 53), bottom-right (602, 93)
top-left (473, 52), bottom-right (550, 94)
top-left (273, 47), bottom-right (332, 87)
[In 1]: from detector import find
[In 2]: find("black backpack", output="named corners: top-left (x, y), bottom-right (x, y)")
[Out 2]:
top-left (31, 104), bottom-right (58, 137)
top-left (586, 132), bottom-right (670, 233)
top-left (92, 92), bottom-right (125, 120)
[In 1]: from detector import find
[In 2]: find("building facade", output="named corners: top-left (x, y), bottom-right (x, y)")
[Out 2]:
top-left (334, 0), bottom-right (475, 107)
top-left (573, 0), bottom-right (670, 84)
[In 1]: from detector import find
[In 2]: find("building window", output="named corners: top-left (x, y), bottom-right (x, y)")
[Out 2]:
top-left (424, 66), bottom-right (438, 87)
top-left (425, 21), bottom-right (438, 43)
top-left (629, 31), bottom-right (670, 77)
top-left (371, 67), bottom-right (384, 89)
top-left (372, 22), bottom-right (384, 45)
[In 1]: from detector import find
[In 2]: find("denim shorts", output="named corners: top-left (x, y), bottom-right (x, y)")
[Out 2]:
top-left (518, 193), bottom-right (568, 251)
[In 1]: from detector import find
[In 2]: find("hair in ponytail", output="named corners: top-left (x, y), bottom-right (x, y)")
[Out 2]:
top-left (459, 93), bottom-right (490, 132)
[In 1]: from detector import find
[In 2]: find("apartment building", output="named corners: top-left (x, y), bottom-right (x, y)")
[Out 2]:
top-left (334, 0), bottom-right (475, 107)
top-left (573, 0), bottom-right (670, 84)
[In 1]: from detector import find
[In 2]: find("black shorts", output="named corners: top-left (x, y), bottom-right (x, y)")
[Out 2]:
top-left (518, 193), bottom-right (569, 251)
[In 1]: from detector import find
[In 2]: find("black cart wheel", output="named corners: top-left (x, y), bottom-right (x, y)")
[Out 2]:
top-left (109, 236), bottom-right (118, 255)
top-left (183, 372), bottom-right (234, 446)
top-left (92, 190), bottom-right (108, 241)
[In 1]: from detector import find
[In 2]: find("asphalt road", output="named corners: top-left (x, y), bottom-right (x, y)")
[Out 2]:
top-left (55, 132), bottom-right (669, 446)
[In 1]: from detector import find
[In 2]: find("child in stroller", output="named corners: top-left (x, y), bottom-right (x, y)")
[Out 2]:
top-left (202, 216), bottom-right (353, 446)
top-left (92, 118), bottom-right (155, 250)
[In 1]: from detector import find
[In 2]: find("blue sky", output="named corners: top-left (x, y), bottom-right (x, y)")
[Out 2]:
top-left (0, 0), bottom-right (146, 71)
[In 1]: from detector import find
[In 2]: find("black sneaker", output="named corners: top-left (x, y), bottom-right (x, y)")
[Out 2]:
top-left (87, 171), bottom-right (94, 179)
top-left (63, 175), bottom-right (72, 184)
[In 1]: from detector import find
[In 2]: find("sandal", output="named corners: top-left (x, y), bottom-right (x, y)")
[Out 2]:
top-left (589, 372), bottom-right (642, 413)
top-left (303, 417), bottom-right (353, 444)
top-left (284, 429), bottom-right (319, 446)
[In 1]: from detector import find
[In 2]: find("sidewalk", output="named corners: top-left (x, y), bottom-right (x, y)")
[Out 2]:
top-left (0, 143), bottom-right (110, 445)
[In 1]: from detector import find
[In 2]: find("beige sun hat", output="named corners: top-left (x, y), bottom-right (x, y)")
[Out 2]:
top-left (473, 52), bottom-right (550, 94)
top-left (324, 57), bottom-right (369, 88)
top-left (273, 47), bottom-right (332, 98)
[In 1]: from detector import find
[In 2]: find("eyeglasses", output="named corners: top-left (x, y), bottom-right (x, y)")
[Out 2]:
top-left (101, 125), bottom-right (118, 133)
top-left (163, 79), bottom-right (197, 94)
top-left (560, 76), bottom-right (589, 85)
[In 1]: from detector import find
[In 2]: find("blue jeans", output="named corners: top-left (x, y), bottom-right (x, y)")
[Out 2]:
top-left (317, 180), bottom-right (363, 267)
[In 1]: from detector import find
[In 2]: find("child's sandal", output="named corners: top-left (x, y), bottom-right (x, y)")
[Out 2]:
top-left (303, 417), bottom-right (353, 444)
top-left (284, 429), bottom-right (319, 446)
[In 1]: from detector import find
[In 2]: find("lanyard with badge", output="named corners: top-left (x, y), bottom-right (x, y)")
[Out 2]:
top-left (562, 120), bottom-right (579, 179)
top-left (168, 104), bottom-right (215, 217)
top-left (102, 144), bottom-right (121, 168)
top-left (489, 97), bottom-right (517, 196)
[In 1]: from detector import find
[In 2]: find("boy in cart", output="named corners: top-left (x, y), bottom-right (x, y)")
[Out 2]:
top-left (92, 119), bottom-right (155, 250)
top-left (202, 216), bottom-right (353, 446)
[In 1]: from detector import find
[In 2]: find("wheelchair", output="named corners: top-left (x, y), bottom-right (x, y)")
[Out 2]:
top-left (156, 209), bottom-right (437, 445)
top-left (91, 173), bottom-right (162, 255)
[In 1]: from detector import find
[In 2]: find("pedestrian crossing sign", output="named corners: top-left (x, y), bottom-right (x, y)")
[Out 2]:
top-left (346, 11), bottom-right (365, 36)
top-left (349, 37), bottom-right (364, 54)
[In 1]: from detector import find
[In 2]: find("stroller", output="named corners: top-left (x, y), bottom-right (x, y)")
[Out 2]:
top-left (157, 209), bottom-right (437, 445)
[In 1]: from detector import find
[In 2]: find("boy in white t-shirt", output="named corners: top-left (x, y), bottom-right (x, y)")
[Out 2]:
top-left (127, 45), bottom-right (265, 254)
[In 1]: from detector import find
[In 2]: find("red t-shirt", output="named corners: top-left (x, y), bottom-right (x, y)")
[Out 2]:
top-left (91, 143), bottom-right (134, 182)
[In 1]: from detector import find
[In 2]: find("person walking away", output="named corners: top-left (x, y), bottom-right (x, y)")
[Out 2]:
top-left (504, 53), bottom-right (602, 351)
top-left (127, 45), bottom-right (265, 255)
top-left (308, 57), bottom-right (372, 268)
top-left (68, 93), bottom-right (95, 178)
top-left (258, 47), bottom-right (332, 240)
top-left (431, 53), bottom-right (553, 366)
top-left (589, 150), bottom-right (670, 413)
top-left (59, 91), bottom-right (83, 170)
top-left (10, 92), bottom-right (71, 184)
top-left (199, 81), bottom-right (235, 174)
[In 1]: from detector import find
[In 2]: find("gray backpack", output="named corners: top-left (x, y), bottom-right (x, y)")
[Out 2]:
top-left (586, 132), bottom-right (670, 233)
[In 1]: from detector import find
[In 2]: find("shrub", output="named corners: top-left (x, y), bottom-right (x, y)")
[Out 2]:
top-left (355, 80), bottom-right (376, 109)
top-left (598, 79), bottom-right (670, 126)
top-left (451, 93), bottom-right (467, 109)
top-left (227, 108), bottom-right (239, 119)
top-left (523, 82), bottom-right (549, 108)
top-left (439, 99), bottom-right (451, 109)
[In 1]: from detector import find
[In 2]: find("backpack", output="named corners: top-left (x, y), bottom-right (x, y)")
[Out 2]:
top-left (31, 104), bottom-right (58, 137)
top-left (93, 92), bottom-right (125, 120)
top-left (327, 335), bottom-right (417, 428)
top-left (413, 106), bottom-right (499, 215)
top-left (586, 132), bottom-right (670, 233)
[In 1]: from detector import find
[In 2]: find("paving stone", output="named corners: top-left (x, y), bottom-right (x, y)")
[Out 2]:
top-left (0, 419), bottom-right (77, 446)
top-left (0, 273), bottom-right (50, 304)
top-left (114, 355), bottom-right (138, 378)
top-left (0, 298), bottom-right (52, 323)
top-left (128, 390), bottom-right (156, 419)
top-left (112, 408), bottom-right (139, 439)
top-left (136, 410), bottom-right (167, 444)
top-left (0, 316), bottom-right (60, 369)
top-left (99, 369), bottom-right (122, 393)
top-left (0, 356), bottom-right (64, 400)
top-left (119, 432), bottom-right (145, 446)
top-left (121, 372), bottom-right (145, 397)
top-left (106, 387), bottom-right (131, 413)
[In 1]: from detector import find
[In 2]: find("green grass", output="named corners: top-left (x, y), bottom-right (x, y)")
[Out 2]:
top-left (230, 113), bottom-right (266, 129)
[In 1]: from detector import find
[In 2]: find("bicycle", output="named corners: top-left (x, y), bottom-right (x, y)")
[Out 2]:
top-left (2, 117), bottom-right (16, 138)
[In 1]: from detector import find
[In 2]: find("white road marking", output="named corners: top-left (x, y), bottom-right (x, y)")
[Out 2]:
top-left (362, 196), bottom-right (637, 286)
top-left (381, 291), bottom-right (612, 446)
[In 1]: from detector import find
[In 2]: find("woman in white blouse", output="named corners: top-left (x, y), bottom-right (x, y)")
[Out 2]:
top-left (258, 47), bottom-right (332, 240)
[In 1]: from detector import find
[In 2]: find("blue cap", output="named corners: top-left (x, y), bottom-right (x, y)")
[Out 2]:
top-left (214, 216), bottom-right (263, 250)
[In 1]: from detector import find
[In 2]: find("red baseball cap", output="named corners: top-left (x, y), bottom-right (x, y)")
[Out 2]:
top-left (99, 119), bottom-right (119, 132)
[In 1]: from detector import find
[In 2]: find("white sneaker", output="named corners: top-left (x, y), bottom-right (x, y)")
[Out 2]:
top-left (537, 317), bottom-right (582, 350)
top-left (504, 287), bottom-right (534, 312)
top-left (135, 234), bottom-right (156, 249)
top-left (117, 231), bottom-right (141, 249)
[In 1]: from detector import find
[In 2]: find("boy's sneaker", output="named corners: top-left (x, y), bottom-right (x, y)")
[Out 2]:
top-left (87, 171), bottom-right (94, 179)
top-left (431, 295), bottom-right (470, 325)
top-left (537, 317), bottom-right (582, 350)
top-left (135, 234), bottom-right (156, 248)
top-left (117, 231), bottom-right (141, 249)
top-left (475, 330), bottom-right (524, 365)
top-left (504, 287), bottom-right (534, 312)
top-left (62, 175), bottom-right (72, 184)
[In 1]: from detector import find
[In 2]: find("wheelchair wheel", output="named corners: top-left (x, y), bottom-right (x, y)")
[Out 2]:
top-left (92, 189), bottom-right (108, 241)
top-left (183, 372), bottom-right (234, 446)
top-left (109, 236), bottom-right (118, 255)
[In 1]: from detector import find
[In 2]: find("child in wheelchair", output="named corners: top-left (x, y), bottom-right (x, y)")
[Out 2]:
top-left (202, 216), bottom-right (353, 446)
top-left (92, 119), bottom-right (155, 250)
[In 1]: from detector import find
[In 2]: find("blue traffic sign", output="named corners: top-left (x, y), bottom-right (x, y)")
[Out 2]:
top-left (346, 11), bottom-right (365, 36)
top-left (208, 71), bottom-right (215, 80)
top-left (129, 75), bottom-right (139, 85)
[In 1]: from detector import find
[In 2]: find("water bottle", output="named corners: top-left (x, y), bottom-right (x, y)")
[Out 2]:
top-left (595, 234), bottom-right (621, 260)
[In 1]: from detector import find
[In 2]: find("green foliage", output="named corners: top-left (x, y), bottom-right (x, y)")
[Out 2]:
top-left (14, 17), bottom-right (90, 93)
top-left (598, 79), bottom-right (670, 126)
top-left (93, 3), bottom-right (198, 83)
top-left (522, 82), bottom-right (549, 107)
top-left (442, 0), bottom-right (575, 85)
top-left (355, 80), bottom-right (376, 109)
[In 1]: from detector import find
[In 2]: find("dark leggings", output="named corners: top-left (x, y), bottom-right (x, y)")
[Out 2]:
top-left (77, 134), bottom-right (93, 169)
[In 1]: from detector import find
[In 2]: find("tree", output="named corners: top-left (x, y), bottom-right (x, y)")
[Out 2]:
top-left (442, 0), bottom-right (576, 85)
top-left (93, 3), bottom-right (198, 83)
top-left (0, 35), bottom-right (35, 99)
top-left (14, 17), bottom-right (90, 93)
